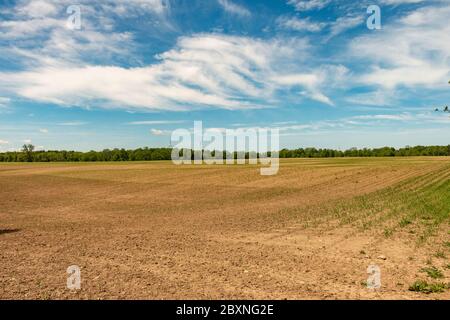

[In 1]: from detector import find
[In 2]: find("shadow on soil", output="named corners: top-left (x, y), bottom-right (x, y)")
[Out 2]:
top-left (0, 229), bottom-right (21, 235)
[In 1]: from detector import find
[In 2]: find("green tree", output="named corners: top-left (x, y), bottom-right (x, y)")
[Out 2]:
top-left (22, 144), bottom-right (35, 162)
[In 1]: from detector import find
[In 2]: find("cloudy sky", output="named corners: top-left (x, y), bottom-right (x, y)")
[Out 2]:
top-left (0, 0), bottom-right (449, 151)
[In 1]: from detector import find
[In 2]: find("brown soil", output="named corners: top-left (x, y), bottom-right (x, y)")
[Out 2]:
top-left (0, 158), bottom-right (449, 299)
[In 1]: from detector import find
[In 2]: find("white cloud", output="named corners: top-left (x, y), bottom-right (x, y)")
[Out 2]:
top-left (271, 74), bottom-right (320, 87)
top-left (381, 0), bottom-right (425, 5)
top-left (1, 34), bottom-right (336, 110)
top-left (17, 0), bottom-right (59, 18)
top-left (277, 16), bottom-right (326, 32)
top-left (287, 0), bottom-right (331, 11)
top-left (349, 4), bottom-right (450, 89)
top-left (150, 129), bottom-right (165, 135)
top-left (305, 92), bottom-right (334, 106)
top-left (271, 73), bottom-right (333, 105)
top-left (97, 0), bottom-right (171, 20)
top-left (0, 97), bottom-right (10, 108)
top-left (361, 66), bottom-right (448, 89)
top-left (273, 111), bottom-right (450, 134)
top-left (0, 16), bottom-right (64, 39)
top-left (346, 91), bottom-right (396, 107)
top-left (128, 120), bottom-right (186, 125)
top-left (23, 139), bottom-right (32, 143)
top-left (326, 15), bottom-right (364, 40)
top-left (352, 114), bottom-right (415, 121)
top-left (0, 0), bottom-right (164, 69)
top-left (0, 139), bottom-right (9, 145)
top-left (218, 0), bottom-right (250, 17)
top-left (39, 128), bottom-right (49, 133)
top-left (57, 121), bottom-right (88, 126)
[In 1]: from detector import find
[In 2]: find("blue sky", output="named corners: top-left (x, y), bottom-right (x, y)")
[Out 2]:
top-left (0, 0), bottom-right (449, 151)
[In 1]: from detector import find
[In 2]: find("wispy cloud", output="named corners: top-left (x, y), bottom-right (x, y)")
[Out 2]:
top-left (101, 0), bottom-right (170, 17)
top-left (273, 112), bottom-right (450, 134)
top-left (128, 120), bottom-right (187, 125)
top-left (277, 16), bottom-right (326, 32)
top-left (57, 121), bottom-right (88, 126)
top-left (0, 0), bottom-right (170, 70)
top-left (218, 0), bottom-right (250, 17)
top-left (150, 128), bottom-right (166, 136)
top-left (381, 0), bottom-right (426, 5)
top-left (346, 91), bottom-right (396, 107)
top-left (271, 73), bottom-right (334, 105)
top-left (0, 97), bottom-right (10, 109)
top-left (351, 114), bottom-right (415, 121)
top-left (201, 112), bottom-right (442, 135)
top-left (287, 0), bottom-right (331, 11)
top-left (349, 4), bottom-right (450, 89)
top-left (326, 15), bottom-right (364, 40)
top-left (17, 0), bottom-right (59, 18)
top-left (1, 34), bottom-right (336, 110)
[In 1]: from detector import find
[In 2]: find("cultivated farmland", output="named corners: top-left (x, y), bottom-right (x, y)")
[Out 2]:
top-left (0, 158), bottom-right (449, 299)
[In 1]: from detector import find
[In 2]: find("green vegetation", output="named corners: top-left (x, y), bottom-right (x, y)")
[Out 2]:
top-left (0, 147), bottom-right (173, 162)
top-left (420, 266), bottom-right (444, 279)
top-left (409, 280), bottom-right (448, 294)
top-left (0, 144), bottom-right (449, 162)
top-left (319, 163), bottom-right (450, 243)
top-left (399, 217), bottom-right (412, 227)
top-left (279, 145), bottom-right (450, 158)
top-left (21, 144), bottom-right (35, 162)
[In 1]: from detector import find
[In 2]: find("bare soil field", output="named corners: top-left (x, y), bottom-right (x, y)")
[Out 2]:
top-left (0, 158), bottom-right (449, 299)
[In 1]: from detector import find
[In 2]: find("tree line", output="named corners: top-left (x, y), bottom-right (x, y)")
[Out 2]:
top-left (0, 144), bottom-right (449, 162)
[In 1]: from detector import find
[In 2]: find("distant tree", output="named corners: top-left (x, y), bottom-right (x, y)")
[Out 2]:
top-left (0, 145), bottom-right (449, 162)
top-left (151, 150), bottom-right (165, 160)
top-left (22, 144), bottom-right (35, 162)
